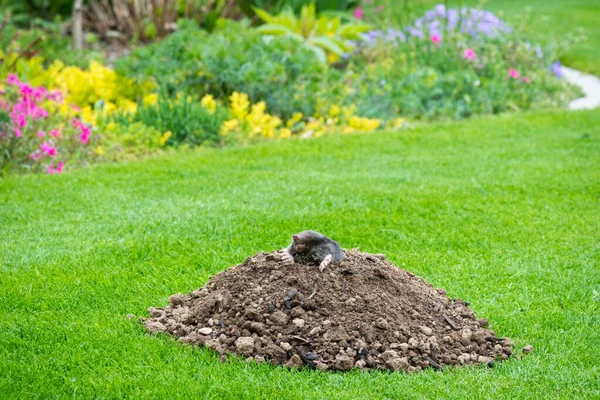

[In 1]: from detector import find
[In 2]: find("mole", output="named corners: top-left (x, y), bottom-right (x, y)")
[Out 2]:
top-left (280, 230), bottom-right (344, 272)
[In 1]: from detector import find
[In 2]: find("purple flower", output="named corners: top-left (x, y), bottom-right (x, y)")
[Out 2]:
top-left (435, 4), bottom-right (446, 17)
top-left (361, 5), bottom-right (511, 48)
top-left (535, 46), bottom-right (543, 58)
top-left (447, 9), bottom-right (459, 31)
top-left (407, 27), bottom-right (424, 38)
top-left (551, 61), bottom-right (562, 78)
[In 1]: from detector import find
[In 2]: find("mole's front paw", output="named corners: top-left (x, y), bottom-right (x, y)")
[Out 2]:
top-left (280, 250), bottom-right (294, 265)
top-left (319, 254), bottom-right (333, 272)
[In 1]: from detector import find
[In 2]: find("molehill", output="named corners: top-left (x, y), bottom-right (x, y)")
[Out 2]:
top-left (142, 249), bottom-right (512, 372)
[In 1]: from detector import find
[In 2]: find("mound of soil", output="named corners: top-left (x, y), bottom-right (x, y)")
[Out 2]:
top-left (142, 250), bottom-right (512, 372)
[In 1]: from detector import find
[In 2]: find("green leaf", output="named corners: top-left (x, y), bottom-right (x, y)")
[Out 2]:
top-left (316, 15), bottom-right (329, 36)
top-left (252, 7), bottom-right (275, 23)
top-left (310, 36), bottom-right (345, 55)
top-left (274, 13), bottom-right (298, 30)
top-left (255, 24), bottom-right (304, 42)
top-left (308, 44), bottom-right (327, 63)
top-left (255, 24), bottom-right (295, 36)
top-left (299, 3), bottom-right (317, 38)
top-left (336, 23), bottom-right (371, 39)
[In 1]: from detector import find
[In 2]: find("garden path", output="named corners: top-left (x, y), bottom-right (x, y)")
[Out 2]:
top-left (562, 66), bottom-right (600, 110)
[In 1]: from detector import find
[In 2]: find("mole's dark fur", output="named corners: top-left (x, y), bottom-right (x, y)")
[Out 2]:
top-left (286, 230), bottom-right (344, 266)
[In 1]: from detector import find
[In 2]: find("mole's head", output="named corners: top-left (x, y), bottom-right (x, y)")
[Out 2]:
top-left (292, 230), bottom-right (325, 251)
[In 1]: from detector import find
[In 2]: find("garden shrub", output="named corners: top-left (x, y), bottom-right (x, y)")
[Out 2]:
top-left (116, 20), bottom-right (329, 121)
top-left (119, 93), bottom-right (229, 146)
top-left (346, 5), bottom-right (580, 120)
top-left (253, 3), bottom-right (370, 63)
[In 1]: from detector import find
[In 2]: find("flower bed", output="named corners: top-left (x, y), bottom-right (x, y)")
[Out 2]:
top-left (0, 4), bottom-right (580, 174)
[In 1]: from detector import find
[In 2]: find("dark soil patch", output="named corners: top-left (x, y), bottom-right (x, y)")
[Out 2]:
top-left (141, 250), bottom-right (512, 372)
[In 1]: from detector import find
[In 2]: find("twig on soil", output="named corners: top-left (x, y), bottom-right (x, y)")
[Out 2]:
top-left (424, 355), bottom-right (443, 369)
top-left (293, 345), bottom-right (316, 369)
top-left (289, 335), bottom-right (311, 344)
top-left (308, 289), bottom-right (317, 299)
top-left (485, 336), bottom-right (507, 343)
top-left (443, 314), bottom-right (459, 330)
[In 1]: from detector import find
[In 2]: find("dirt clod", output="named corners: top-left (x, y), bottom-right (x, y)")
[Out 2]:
top-left (522, 345), bottom-right (534, 354)
top-left (143, 250), bottom-right (512, 371)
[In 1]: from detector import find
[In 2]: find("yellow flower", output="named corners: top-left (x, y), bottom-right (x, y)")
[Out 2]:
top-left (341, 105), bottom-right (357, 120)
top-left (328, 104), bottom-right (341, 118)
top-left (229, 92), bottom-right (250, 120)
top-left (104, 101), bottom-right (117, 114)
top-left (200, 94), bottom-right (216, 114)
top-left (286, 112), bottom-right (303, 128)
top-left (243, 101), bottom-right (281, 138)
top-left (81, 106), bottom-right (96, 124)
top-left (159, 131), bottom-right (172, 146)
top-left (327, 53), bottom-right (341, 64)
top-left (143, 93), bottom-right (159, 106)
top-left (303, 118), bottom-right (327, 137)
top-left (96, 145), bottom-right (105, 155)
top-left (347, 116), bottom-right (381, 132)
top-left (118, 99), bottom-right (138, 115)
top-left (388, 117), bottom-right (406, 129)
top-left (279, 128), bottom-right (292, 138)
top-left (220, 119), bottom-right (239, 136)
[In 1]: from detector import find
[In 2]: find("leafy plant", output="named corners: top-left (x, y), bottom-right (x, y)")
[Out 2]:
top-left (116, 20), bottom-right (328, 120)
top-left (0, 0), bottom-right (72, 22)
top-left (0, 13), bottom-right (102, 71)
top-left (117, 94), bottom-right (229, 146)
top-left (253, 3), bottom-right (370, 62)
top-left (237, 0), bottom-right (358, 17)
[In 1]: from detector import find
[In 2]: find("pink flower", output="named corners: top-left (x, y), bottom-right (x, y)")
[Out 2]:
top-left (48, 90), bottom-right (64, 103)
top-left (38, 130), bottom-right (45, 138)
top-left (70, 104), bottom-right (82, 112)
top-left (353, 6), bottom-right (363, 19)
top-left (40, 143), bottom-right (57, 157)
top-left (430, 34), bottom-right (442, 44)
top-left (47, 162), bottom-right (65, 174)
top-left (14, 113), bottom-right (27, 128)
top-left (14, 128), bottom-right (22, 137)
top-left (7, 74), bottom-right (20, 85)
top-left (463, 48), bottom-right (476, 60)
top-left (32, 87), bottom-right (48, 102)
top-left (80, 128), bottom-right (91, 144)
top-left (19, 83), bottom-right (33, 99)
top-left (49, 129), bottom-right (61, 137)
top-left (73, 118), bottom-right (92, 144)
top-left (509, 68), bottom-right (520, 79)
top-left (32, 106), bottom-right (49, 120)
top-left (523, 76), bottom-right (531, 84)
top-left (29, 151), bottom-right (43, 160)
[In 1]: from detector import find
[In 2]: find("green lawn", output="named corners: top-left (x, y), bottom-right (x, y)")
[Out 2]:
top-left (373, 0), bottom-right (600, 75)
top-left (1, 109), bottom-right (599, 398)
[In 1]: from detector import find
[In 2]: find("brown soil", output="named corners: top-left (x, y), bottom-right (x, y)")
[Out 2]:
top-left (142, 250), bottom-right (512, 372)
